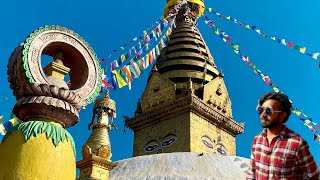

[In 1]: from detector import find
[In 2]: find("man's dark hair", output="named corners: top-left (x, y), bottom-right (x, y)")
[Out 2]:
top-left (258, 92), bottom-right (292, 123)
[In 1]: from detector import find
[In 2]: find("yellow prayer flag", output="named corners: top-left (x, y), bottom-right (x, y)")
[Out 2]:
top-left (271, 37), bottom-right (276, 40)
top-left (272, 86), bottom-right (280, 92)
top-left (208, 8), bottom-right (212, 12)
top-left (295, 111), bottom-right (302, 116)
top-left (9, 118), bottom-right (19, 126)
top-left (145, 54), bottom-right (150, 68)
top-left (194, 39), bottom-right (200, 44)
top-left (121, 54), bottom-right (126, 62)
top-left (226, 16), bottom-right (231, 20)
top-left (143, 31), bottom-right (147, 37)
top-left (300, 47), bottom-right (306, 54)
top-left (112, 70), bottom-right (127, 88)
top-left (168, 27), bottom-right (173, 35)
top-left (215, 29), bottom-right (220, 35)
top-left (244, 25), bottom-right (250, 29)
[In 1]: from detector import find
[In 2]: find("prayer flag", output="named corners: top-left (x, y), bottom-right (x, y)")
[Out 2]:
top-left (112, 70), bottom-right (127, 88)
top-left (102, 80), bottom-right (114, 88)
top-left (121, 54), bottom-right (126, 62)
top-left (145, 54), bottom-right (150, 68)
top-left (287, 42), bottom-right (293, 48)
top-left (312, 53), bottom-right (320, 60)
top-left (300, 47), bottom-right (306, 54)
top-left (108, 71), bottom-right (117, 89)
top-left (129, 64), bottom-right (139, 78)
top-left (121, 66), bottom-right (133, 82)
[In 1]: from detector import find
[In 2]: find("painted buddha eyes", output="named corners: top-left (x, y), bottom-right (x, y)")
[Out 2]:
top-left (144, 144), bottom-right (158, 152)
top-left (144, 133), bottom-right (177, 153)
top-left (216, 142), bottom-right (228, 155)
top-left (202, 139), bottom-right (213, 149)
top-left (161, 134), bottom-right (177, 147)
top-left (201, 135), bottom-right (214, 149)
top-left (144, 140), bottom-right (159, 152)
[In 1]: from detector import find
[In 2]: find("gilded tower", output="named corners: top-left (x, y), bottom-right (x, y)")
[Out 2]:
top-left (77, 91), bottom-right (118, 180)
top-left (125, 0), bottom-right (244, 157)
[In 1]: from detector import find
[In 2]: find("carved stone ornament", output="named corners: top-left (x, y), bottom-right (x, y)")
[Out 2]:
top-left (7, 26), bottom-right (102, 128)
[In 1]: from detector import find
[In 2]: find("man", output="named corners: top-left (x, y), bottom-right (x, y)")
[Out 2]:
top-left (247, 92), bottom-right (319, 179)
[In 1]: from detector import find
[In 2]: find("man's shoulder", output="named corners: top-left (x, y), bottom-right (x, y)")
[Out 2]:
top-left (252, 132), bottom-right (265, 142)
top-left (284, 127), bottom-right (306, 144)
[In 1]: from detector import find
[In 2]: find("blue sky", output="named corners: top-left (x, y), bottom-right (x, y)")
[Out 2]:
top-left (1, 0), bottom-right (320, 170)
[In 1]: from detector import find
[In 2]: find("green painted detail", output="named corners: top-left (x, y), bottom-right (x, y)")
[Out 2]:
top-left (85, 66), bottom-right (102, 105)
top-left (21, 25), bottom-right (102, 105)
top-left (2, 121), bottom-right (76, 157)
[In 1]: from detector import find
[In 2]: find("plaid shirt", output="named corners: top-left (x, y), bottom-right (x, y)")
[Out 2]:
top-left (247, 126), bottom-right (319, 180)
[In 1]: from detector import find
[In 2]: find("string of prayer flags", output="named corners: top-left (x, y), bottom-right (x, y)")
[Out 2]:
top-left (205, 8), bottom-right (320, 67)
top-left (98, 1), bottom-right (186, 91)
top-left (101, 0), bottom-right (183, 64)
top-left (103, 25), bottom-right (173, 90)
top-left (104, 18), bottom-right (169, 60)
top-left (202, 15), bottom-right (320, 142)
top-left (103, 17), bottom-right (175, 73)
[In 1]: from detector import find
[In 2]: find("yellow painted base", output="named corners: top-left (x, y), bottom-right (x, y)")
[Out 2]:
top-left (0, 130), bottom-right (76, 180)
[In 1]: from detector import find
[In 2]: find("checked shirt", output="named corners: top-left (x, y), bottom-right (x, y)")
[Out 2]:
top-left (247, 126), bottom-right (319, 180)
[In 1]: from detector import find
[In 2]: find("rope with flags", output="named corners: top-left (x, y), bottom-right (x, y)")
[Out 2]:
top-left (98, 0), bottom-right (187, 91)
top-left (202, 14), bottom-right (320, 143)
top-left (204, 8), bottom-right (320, 66)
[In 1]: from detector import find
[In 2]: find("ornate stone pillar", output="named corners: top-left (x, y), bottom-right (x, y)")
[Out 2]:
top-left (0, 26), bottom-right (102, 180)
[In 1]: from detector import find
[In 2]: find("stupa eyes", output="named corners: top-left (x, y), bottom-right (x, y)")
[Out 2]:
top-left (202, 140), bottom-right (213, 149)
top-left (144, 140), bottom-right (159, 152)
top-left (143, 133), bottom-right (177, 153)
top-left (144, 144), bottom-right (158, 152)
top-left (201, 135), bottom-right (214, 149)
top-left (161, 133), bottom-right (177, 147)
top-left (216, 142), bottom-right (228, 155)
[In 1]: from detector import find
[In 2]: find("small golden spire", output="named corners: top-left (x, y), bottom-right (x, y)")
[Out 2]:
top-left (76, 90), bottom-right (118, 179)
top-left (44, 52), bottom-right (70, 89)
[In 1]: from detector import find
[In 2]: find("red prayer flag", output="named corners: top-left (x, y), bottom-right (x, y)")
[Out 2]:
top-left (102, 80), bottom-right (114, 88)
top-left (287, 42), bottom-right (293, 48)
top-left (99, 58), bottom-right (106, 62)
top-left (314, 134), bottom-right (318, 140)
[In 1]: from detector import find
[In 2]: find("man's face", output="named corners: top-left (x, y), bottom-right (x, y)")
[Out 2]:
top-left (259, 99), bottom-right (283, 128)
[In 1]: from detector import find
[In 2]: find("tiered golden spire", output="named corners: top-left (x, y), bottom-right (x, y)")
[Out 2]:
top-left (76, 91), bottom-right (118, 180)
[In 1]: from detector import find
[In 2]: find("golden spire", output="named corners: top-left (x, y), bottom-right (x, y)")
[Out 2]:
top-left (76, 90), bottom-right (118, 179)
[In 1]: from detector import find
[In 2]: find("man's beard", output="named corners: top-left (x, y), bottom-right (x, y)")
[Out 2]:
top-left (261, 118), bottom-right (278, 128)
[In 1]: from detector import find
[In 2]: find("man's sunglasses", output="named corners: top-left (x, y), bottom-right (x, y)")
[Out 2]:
top-left (257, 106), bottom-right (282, 116)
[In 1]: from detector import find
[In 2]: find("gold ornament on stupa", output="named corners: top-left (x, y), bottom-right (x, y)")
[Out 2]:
top-left (77, 90), bottom-right (118, 180)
